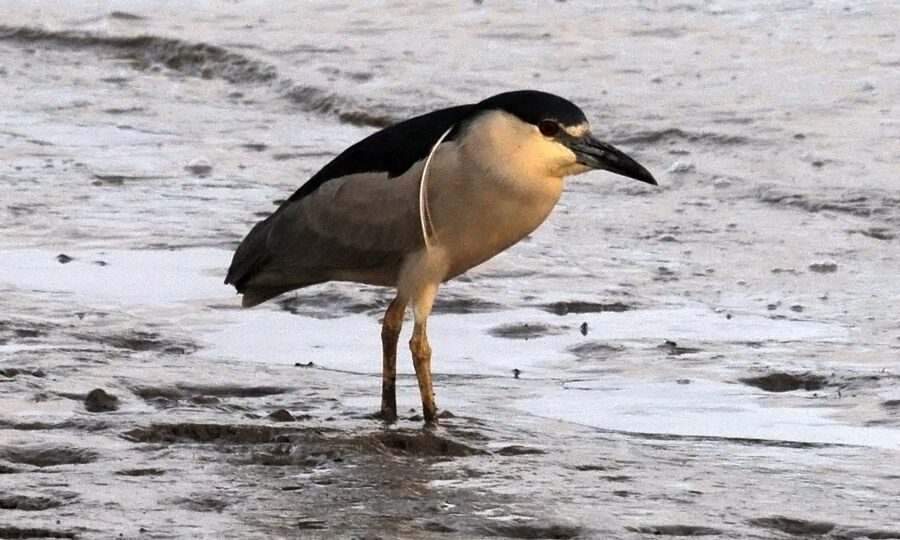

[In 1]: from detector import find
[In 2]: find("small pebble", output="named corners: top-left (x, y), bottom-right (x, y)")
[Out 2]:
top-left (267, 409), bottom-right (295, 422)
top-left (184, 158), bottom-right (213, 177)
top-left (667, 160), bottom-right (696, 174)
top-left (84, 388), bottom-right (119, 412)
top-left (713, 177), bottom-right (731, 188)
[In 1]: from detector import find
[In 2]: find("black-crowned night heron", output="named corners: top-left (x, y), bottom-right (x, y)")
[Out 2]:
top-left (225, 90), bottom-right (656, 424)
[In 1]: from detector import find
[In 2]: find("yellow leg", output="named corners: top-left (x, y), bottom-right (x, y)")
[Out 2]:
top-left (410, 321), bottom-right (437, 424)
top-left (409, 284), bottom-right (439, 425)
top-left (380, 296), bottom-right (406, 423)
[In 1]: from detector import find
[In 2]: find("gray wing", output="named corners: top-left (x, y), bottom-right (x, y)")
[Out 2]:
top-left (226, 168), bottom-right (426, 306)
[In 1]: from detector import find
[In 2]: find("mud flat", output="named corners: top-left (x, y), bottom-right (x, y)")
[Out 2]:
top-left (2, 1), bottom-right (900, 538)
top-left (2, 248), bottom-right (899, 538)
top-left (3, 339), bottom-right (900, 539)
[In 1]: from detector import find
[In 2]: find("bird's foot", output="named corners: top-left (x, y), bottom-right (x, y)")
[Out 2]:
top-left (415, 406), bottom-right (440, 428)
top-left (378, 407), bottom-right (398, 424)
top-left (407, 414), bottom-right (438, 429)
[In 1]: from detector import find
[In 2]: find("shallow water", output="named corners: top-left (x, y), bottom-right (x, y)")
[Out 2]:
top-left (2, 1), bottom-right (899, 538)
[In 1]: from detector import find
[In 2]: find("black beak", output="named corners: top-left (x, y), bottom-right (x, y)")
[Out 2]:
top-left (567, 134), bottom-right (657, 185)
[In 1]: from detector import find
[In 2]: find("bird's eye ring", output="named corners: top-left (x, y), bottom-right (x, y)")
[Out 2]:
top-left (538, 120), bottom-right (560, 137)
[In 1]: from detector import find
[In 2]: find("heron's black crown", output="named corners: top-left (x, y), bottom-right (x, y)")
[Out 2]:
top-left (474, 90), bottom-right (588, 129)
top-left (287, 90), bottom-right (584, 203)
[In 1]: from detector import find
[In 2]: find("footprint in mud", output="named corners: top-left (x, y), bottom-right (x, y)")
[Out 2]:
top-left (883, 399), bottom-right (900, 413)
top-left (131, 383), bottom-right (291, 409)
top-left (165, 494), bottom-right (230, 513)
top-left (467, 521), bottom-right (585, 539)
top-left (739, 372), bottom-right (828, 392)
top-left (75, 329), bottom-right (197, 355)
top-left (493, 445), bottom-right (545, 456)
top-left (174, 384), bottom-right (292, 398)
top-left (566, 341), bottom-right (625, 361)
top-left (749, 516), bottom-right (900, 538)
top-left (114, 468), bottom-right (166, 477)
top-left (0, 319), bottom-right (54, 343)
top-left (658, 340), bottom-right (703, 356)
top-left (0, 367), bottom-right (46, 378)
top-left (538, 300), bottom-right (631, 315)
top-left (0, 493), bottom-right (71, 511)
top-left (0, 526), bottom-right (77, 540)
top-left (488, 322), bottom-right (569, 340)
top-left (808, 261), bottom-right (838, 273)
top-left (626, 524), bottom-right (723, 536)
top-left (0, 445), bottom-right (97, 468)
top-left (431, 292), bottom-right (502, 314)
top-left (749, 516), bottom-right (834, 535)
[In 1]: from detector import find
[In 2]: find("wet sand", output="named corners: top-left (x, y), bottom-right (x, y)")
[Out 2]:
top-left (3, 342), bottom-right (900, 539)
top-left (2, 1), bottom-right (900, 538)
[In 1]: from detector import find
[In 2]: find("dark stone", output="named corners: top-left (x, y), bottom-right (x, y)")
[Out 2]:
top-left (84, 388), bottom-right (119, 412)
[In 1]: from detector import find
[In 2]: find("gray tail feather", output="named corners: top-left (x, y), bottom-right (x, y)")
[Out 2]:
top-left (226, 214), bottom-right (322, 307)
top-left (224, 215), bottom-right (276, 292)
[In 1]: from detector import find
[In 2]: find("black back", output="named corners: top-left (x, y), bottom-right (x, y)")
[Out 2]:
top-left (286, 90), bottom-right (586, 203)
top-left (287, 105), bottom-right (473, 202)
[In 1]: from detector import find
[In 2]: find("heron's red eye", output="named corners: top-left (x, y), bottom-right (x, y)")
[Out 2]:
top-left (538, 120), bottom-right (560, 137)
